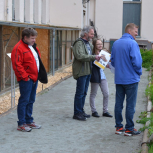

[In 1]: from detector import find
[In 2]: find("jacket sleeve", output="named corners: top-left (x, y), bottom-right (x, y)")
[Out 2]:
top-left (11, 48), bottom-right (29, 81)
top-left (111, 46), bottom-right (115, 67)
top-left (130, 42), bottom-right (142, 75)
top-left (73, 41), bottom-right (96, 62)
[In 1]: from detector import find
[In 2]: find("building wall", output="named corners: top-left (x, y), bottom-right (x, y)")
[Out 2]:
top-left (0, 0), bottom-right (5, 21)
top-left (35, 28), bottom-right (50, 72)
top-left (49, 0), bottom-right (82, 28)
top-left (95, 0), bottom-right (123, 40)
top-left (89, 0), bottom-right (95, 23)
top-left (141, 0), bottom-right (153, 42)
top-left (14, 0), bottom-right (24, 22)
top-left (1, 26), bottom-right (20, 89)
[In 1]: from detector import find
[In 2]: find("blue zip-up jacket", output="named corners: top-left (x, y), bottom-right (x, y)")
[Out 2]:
top-left (111, 33), bottom-right (142, 85)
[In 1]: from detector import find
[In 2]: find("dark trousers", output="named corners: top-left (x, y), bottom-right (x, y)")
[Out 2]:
top-left (17, 79), bottom-right (38, 126)
top-left (115, 82), bottom-right (138, 131)
top-left (74, 75), bottom-right (91, 115)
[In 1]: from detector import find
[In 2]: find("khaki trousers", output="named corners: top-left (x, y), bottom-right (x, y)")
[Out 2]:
top-left (90, 79), bottom-right (109, 113)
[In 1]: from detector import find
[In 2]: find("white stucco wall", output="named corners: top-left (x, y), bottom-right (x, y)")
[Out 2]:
top-left (141, 0), bottom-right (153, 42)
top-left (5, 0), bottom-right (12, 21)
top-left (49, 0), bottom-right (82, 28)
top-left (89, 0), bottom-right (95, 23)
top-left (25, 0), bottom-right (33, 23)
top-left (0, 0), bottom-right (5, 21)
top-left (15, 0), bottom-right (24, 22)
top-left (41, 0), bottom-right (50, 24)
top-left (95, 0), bottom-right (123, 40)
top-left (33, 0), bottom-right (41, 24)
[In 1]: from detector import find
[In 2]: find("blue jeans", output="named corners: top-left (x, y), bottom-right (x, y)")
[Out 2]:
top-left (74, 75), bottom-right (91, 115)
top-left (18, 79), bottom-right (38, 126)
top-left (115, 83), bottom-right (138, 131)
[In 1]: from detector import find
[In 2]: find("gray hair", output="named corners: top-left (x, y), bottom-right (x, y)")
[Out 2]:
top-left (80, 26), bottom-right (94, 37)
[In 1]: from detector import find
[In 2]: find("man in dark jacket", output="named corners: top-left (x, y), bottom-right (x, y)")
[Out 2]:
top-left (72, 26), bottom-right (101, 121)
top-left (11, 28), bottom-right (47, 132)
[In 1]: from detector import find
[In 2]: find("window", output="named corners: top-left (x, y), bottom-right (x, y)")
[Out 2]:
top-left (12, 0), bottom-right (15, 21)
top-left (123, 1), bottom-right (141, 36)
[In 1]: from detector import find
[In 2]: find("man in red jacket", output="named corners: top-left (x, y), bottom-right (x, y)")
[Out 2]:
top-left (11, 28), bottom-right (47, 132)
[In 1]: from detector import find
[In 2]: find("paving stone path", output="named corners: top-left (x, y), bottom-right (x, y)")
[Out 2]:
top-left (0, 68), bottom-right (148, 153)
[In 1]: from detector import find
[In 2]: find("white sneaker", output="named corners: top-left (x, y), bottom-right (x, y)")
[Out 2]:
top-left (17, 124), bottom-right (32, 132)
top-left (27, 122), bottom-right (41, 129)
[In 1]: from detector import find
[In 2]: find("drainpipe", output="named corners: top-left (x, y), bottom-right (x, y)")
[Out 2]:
top-left (52, 28), bottom-right (55, 76)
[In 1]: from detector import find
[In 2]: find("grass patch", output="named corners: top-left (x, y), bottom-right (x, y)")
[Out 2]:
top-left (148, 142), bottom-right (153, 153)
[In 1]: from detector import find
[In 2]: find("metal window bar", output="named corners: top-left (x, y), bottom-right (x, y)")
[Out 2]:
top-left (11, 63), bottom-right (15, 108)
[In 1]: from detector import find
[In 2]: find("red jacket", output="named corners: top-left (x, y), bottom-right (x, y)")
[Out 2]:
top-left (11, 40), bottom-right (41, 82)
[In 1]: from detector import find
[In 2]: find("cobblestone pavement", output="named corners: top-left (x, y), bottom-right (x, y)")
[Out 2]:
top-left (0, 68), bottom-right (148, 153)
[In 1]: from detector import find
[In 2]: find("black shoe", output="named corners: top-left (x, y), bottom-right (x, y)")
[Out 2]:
top-left (103, 112), bottom-right (113, 117)
top-left (82, 111), bottom-right (90, 118)
top-left (124, 128), bottom-right (141, 136)
top-left (73, 113), bottom-right (87, 121)
top-left (92, 112), bottom-right (100, 117)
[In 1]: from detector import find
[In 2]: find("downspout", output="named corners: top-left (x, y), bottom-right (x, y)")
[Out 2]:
top-left (87, 0), bottom-right (90, 25)
top-left (52, 28), bottom-right (55, 76)
top-left (94, 0), bottom-right (96, 28)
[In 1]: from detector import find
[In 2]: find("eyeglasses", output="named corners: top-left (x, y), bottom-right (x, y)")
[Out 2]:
top-left (96, 44), bottom-right (103, 46)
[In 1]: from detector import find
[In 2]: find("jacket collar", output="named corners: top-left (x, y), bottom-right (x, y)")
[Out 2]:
top-left (21, 39), bottom-right (37, 48)
top-left (122, 33), bottom-right (135, 40)
top-left (80, 38), bottom-right (89, 43)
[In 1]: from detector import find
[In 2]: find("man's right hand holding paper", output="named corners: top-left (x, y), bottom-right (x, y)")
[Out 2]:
top-left (95, 55), bottom-right (107, 62)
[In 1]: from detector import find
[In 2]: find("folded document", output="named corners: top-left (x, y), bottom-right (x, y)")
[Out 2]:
top-left (94, 50), bottom-right (111, 69)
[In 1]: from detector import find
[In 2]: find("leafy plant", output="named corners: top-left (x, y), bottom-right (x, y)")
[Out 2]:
top-left (136, 111), bottom-right (150, 132)
top-left (145, 84), bottom-right (153, 105)
top-left (148, 113), bottom-right (153, 136)
top-left (148, 142), bottom-right (153, 153)
top-left (138, 49), bottom-right (153, 152)
top-left (140, 49), bottom-right (153, 71)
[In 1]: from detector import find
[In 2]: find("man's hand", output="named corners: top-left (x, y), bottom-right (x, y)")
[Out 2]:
top-left (106, 64), bottom-right (110, 69)
top-left (101, 55), bottom-right (107, 62)
top-left (95, 55), bottom-right (101, 62)
top-left (95, 55), bottom-right (108, 62)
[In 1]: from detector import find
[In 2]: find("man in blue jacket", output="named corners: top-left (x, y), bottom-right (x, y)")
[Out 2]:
top-left (111, 23), bottom-right (142, 136)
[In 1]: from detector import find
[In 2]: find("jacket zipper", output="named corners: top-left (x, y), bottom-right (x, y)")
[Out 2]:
top-left (25, 66), bottom-right (29, 71)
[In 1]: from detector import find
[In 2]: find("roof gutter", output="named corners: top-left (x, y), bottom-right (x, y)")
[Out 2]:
top-left (0, 21), bottom-right (81, 31)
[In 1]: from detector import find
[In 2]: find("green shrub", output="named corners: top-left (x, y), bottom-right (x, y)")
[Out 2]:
top-left (138, 49), bottom-right (153, 152)
top-left (140, 49), bottom-right (153, 71)
top-left (145, 84), bottom-right (153, 105)
top-left (137, 112), bottom-right (153, 153)
top-left (148, 113), bottom-right (153, 136)
top-left (149, 142), bottom-right (153, 153)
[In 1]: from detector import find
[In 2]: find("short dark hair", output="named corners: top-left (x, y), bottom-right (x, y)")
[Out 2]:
top-left (22, 27), bottom-right (37, 39)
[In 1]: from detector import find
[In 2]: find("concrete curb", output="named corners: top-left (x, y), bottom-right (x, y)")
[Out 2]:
top-left (141, 70), bottom-right (152, 153)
